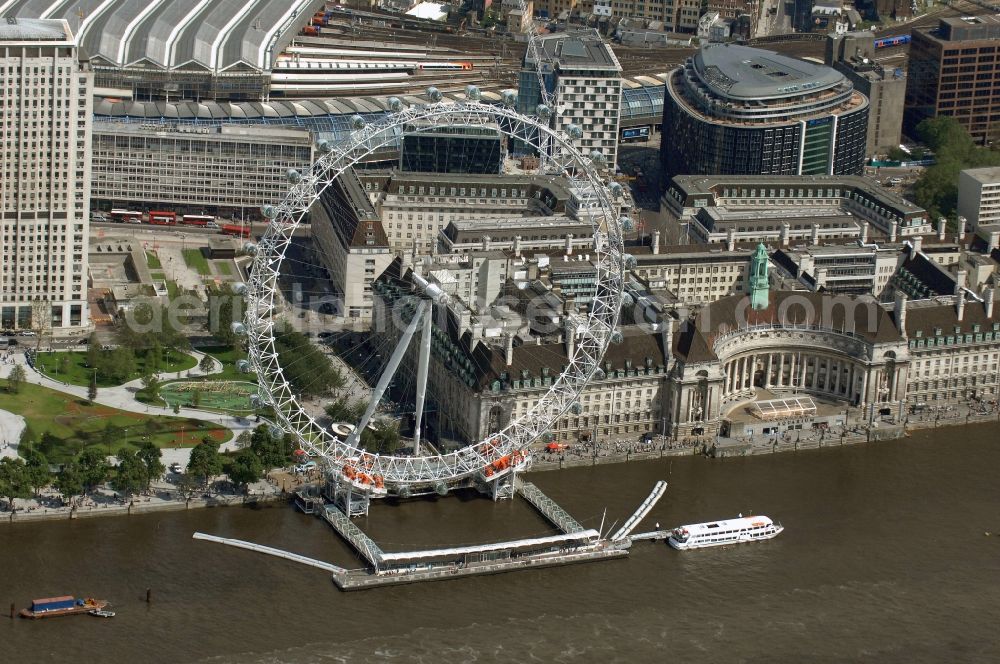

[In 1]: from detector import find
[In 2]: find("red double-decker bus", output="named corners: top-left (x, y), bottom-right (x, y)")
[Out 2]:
top-left (149, 210), bottom-right (177, 225)
top-left (219, 223), bottom-right (250, 238)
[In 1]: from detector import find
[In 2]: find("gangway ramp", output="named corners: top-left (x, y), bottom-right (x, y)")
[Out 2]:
top-left (322, 506), bottom-right (386, 568)
top-left (193, 532), bottom-right (347, 573)
top-left (610, 480), bottom-right (668, 542)
top-left (516, 479), bottom-right (586, 534)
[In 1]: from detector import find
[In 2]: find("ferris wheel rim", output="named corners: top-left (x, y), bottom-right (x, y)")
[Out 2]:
top-left (244, 100), bottom-right (626, 489)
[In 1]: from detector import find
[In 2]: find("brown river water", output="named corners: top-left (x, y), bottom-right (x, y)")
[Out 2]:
top-left (2, 423), bottom-right (1000, 663)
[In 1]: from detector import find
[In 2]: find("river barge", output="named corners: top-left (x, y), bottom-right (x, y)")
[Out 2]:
top-left (20, 596), bottom-right (109, 619)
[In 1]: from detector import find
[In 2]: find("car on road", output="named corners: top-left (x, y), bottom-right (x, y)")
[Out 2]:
top-left (19, 330), bottom-right (36, 337)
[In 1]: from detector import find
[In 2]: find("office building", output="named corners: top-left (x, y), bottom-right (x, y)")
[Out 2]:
top-left (0, 19), bottom-right (91, 332)
top-left (400, 123), bottom-right (503, 175)
top-left (958, 167), bottom-right (1000, 231)
top-left (90, 123), bottom-right (314, 218)
top-left (518, 30), bottom-right (623, 169)
top-left (663, 174), bottom-right (932, 243)
top-left (311, 169), bottom-right (393, 321)
top-left (905, 15), bottom-right (1000, 144)
top-left (661, 44), bottom-right (869, 178)
top-left (826, 31), bottom-right (906, 156)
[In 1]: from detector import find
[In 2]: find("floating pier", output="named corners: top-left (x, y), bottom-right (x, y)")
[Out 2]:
top-left (200, 479), bottom-right (669, 590)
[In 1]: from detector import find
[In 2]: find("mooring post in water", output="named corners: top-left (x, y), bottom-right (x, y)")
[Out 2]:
top-left (146, 588), bottom-right (152, 603)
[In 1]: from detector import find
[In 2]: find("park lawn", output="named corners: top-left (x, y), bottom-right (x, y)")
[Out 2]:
top-left (35, 349), bottom-right (199, 387)
top-left (166, 280), bottom-right (180, 299)
top-left (0, 383), bottom-right (230, 464)
top-left (215, 261), bottom-right (233, 276)
top-left (182, 248), bottom-right (211, 276)
top-left (159, 380), bottom-right (258, 414)
top-left (150, 271), bottom-right (166, 281)
top-left (146, 251), bottom-right (162, 269)
top-left (190, 344), bottom-right (256, 382)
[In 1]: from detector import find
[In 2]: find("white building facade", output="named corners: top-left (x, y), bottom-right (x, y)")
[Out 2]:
top-left (958, 167), bottom-right (1000, 232)
top-left (0, 19), bottom-right (92, 332)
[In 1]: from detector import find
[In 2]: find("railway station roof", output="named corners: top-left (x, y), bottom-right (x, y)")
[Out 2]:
top-left (0, 0), bottom-right (323, 73)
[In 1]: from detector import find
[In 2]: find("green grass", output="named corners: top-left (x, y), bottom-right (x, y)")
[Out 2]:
top-left (182, 248), bottom-right (211, 276)
top-left (215, 261), bottom-right (233, 276)
top-left (150, 272), bottom-right (166, 281)
top-left (189, 345), bottom-right (256, 382)
top-left (146, 251), bottom-right (162, 269)
top-left (166, 280), bottom-right (180, 299)
top-left (2, 383), bottom-right (230, 464)
top-left (160, 380), bottom-right (257, 414)
top-left (35, 349), bottom-right (199, 388)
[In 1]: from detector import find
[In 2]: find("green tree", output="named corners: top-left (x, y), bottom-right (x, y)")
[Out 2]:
top-left (141, 369), bottom-right (161, 400)
top-left (7, 364), bottom-right (26, 394)
top-left (187, 440), bottom-right (223, 488)
top-left (137, 441), bottom-right (165, 490)
top-left (55, 462), bottom-right (84, 507)
top-left (192, 390), bottom-right (202, 408)
top-left (57, 354), bottom-right (70, 375)
top-left (207, 284), bottom-right (240, 348)
top-left (361, 420), bottom-right (401, 454)
top-left (85, 332), bottom-right (101, 368)
top-left (912, 116), bottom-right (1000, 220)
top-left (111, 448), bottom-right (148, 499)
top-left (149, 340), bottom-right (163, 373)
top-left (273, 324), bottom-right (344, 398)
top-left (228, 448), bottom-right (264, 493)
top-left (199, 354), bottom-right (217, 374)
top-left (23, 447), bottom-right (50, 496)
top-left (0, 457), bottom-right (31, 511)
top-left (77, 447), bottom-right (111, 495)
top-left (87, 371), bottom-right (98, 404)
top-left (324, 397), bottom-right (366, 423)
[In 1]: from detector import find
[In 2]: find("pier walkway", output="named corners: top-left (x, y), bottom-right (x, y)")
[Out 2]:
top-left (321, 506), bottom-right (385, 568)
top-left (192, 532), bottom-right (347, 573)
top-left (610, 480), bottom-right (668, 542)
top-left (516, 479), bottom-right (586, 534)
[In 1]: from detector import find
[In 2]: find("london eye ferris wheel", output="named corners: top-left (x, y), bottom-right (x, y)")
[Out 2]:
top-left (242, 90), bottom-right (628, 501)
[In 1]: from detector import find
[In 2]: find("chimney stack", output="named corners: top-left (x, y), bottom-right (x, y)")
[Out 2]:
top-left (989, 230), bottom-right (1000, 252)
top-left (889, 221), bottom-right (898, 243)
top-left (504, 334), bottom-right (514, 366)
top-left (780, 222), bottom-right (790, 247)
top-left (513, 235), bottom-right (522, 258)
top-left (937, 217), bottom-right (947, 241)
top-left (894, 292), bottom-right (908, 338)
top-left (482, 235), bottom-right (491, 252)
top-left (912, 235), bottom-right (923, 254)
top-left (564, 319), bottom-right (575, 358)
top-left (957, 216), bottom-right (967, 241)
top-left (565, 233), bottom-right (574, 256)
top-left (956, 268), bottom-right (967, 290)
top-left (985, 287), bottom-right (995, 318)
top-left (815, 267), bottom-right (828, 291)
top-left (652, 230), bottom-right (661, 255)
top-left (860, 221), bottom-right (869, 244)
top-left (811, 223), bottom-right (820, 246)
top-left (726, 229), bottom-right (735, 252)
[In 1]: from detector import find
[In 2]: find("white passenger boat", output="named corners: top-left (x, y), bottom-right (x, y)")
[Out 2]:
top-left (667, 515), bottom-right (783, 550)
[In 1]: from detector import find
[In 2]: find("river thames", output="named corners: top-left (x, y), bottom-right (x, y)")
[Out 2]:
top-left (2, 423), bottom-right (999, 663)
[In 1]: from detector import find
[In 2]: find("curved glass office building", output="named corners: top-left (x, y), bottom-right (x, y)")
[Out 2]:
top-left (661, 44), bottom-right (869, 178)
